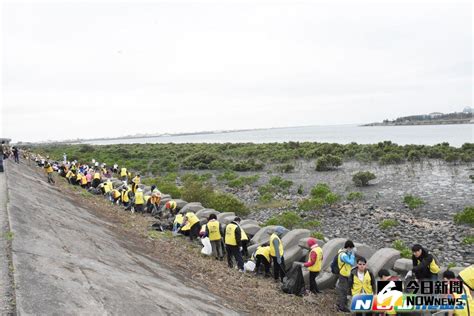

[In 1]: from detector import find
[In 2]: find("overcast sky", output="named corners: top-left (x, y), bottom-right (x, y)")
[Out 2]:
top-left (1, 0), bottom-right (472, 142)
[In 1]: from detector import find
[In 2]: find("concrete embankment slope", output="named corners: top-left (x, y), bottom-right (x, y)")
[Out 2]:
top-left (4, 162), bottom-right (237, 315)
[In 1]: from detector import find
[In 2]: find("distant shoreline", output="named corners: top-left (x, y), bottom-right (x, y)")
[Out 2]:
top-left (362, 119), bottom-right (473, 127)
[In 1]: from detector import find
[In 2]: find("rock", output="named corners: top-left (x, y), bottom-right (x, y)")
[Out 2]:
top-left (354, 243), bottom-right (376, 261)
top-left (320, 238), bottom-right (346, 271)
top-left (315, 271), bottom-right (338, 290)
top-left (250, 226), bottom-right (277, 245)
top-left (217, 212), bottom-right (236, 225)
top-left (180, 202), bottom-right (204, 214)
top-left (282, 229), bottom-right (311, 250)
top-left (196, 208), bottom-right (219, 219)
top-left (393, 258), bottom-right (413, 273)
top-left (367, 248), bottom-right (401, 276)
top-left (174, 199), bottom-right (188, 210)
top-left (241, 224), bottom-right (261, 237)
top-left (284, 246), bottom-right (308, 271)
top-left (298, 237), bottom-right (325, 250)
top-left (239, 219), bottom-right (260, 227)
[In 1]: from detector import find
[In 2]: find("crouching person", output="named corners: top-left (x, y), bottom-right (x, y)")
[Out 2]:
top-left (253, 244), bottom-right (271, 277)
top-left (184, 212), bottom-right (200, 241)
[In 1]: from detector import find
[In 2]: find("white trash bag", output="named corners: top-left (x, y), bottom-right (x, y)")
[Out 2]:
top-left (200, 237), bottom-right (212, 256)
top-left (244, 260), bottom-right (256, 272)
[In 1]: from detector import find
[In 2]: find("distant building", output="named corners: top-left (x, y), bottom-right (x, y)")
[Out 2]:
top-left (429, 112), bottom-right (444, 119)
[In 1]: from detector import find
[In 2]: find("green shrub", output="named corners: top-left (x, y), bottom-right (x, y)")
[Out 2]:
top-left (403, 195), bottom-right (425, 209)
top-left (264, 211), bottom-right (306, 229)
top-left (347, 192), bottom-right (363, 201)
top-left (227, 175), bottom-right (258, 188)
top-left (325, 192), bottom-right (340, 205)
top-left (379, 219), bottom-right (398, 230)
top-left (232, 159), bottom-right (264, 171)
top-left (276, 163), bottom-right (295, 173)
top-left (258, 184), bottom-right (277, 196)
top-left (470, 175), bottom-right (474, 183)
top-left (269, 176), bottom-right (293, 190)
top-left (310, 231), bottom-right (324, 240)
top-left (157, 182), bottom-right (182, 198)
top-left (444, 152), bottom-right (460, 163)
top-left (392, 240), bottom-right (411, 258)
top-left (217, 171), bottom-right (238, 182)
top-left (181, 152), bottom-right (219, 169)
top-left (407, 150), bottom-right (422, 162)
top-left (310, 183), bottom-right (331, 199)
top-left (302, 220), bottom-right (321, 229)
top-left (379, 153), bottom-right (404, 165)
top-left (297, 184), bottom-right (304, 195)
top-left (315, 154), bottom-right (343, 171)
top-left (352, 171), bottom-right (376, 187)
top-left (462, 235), bottom-right (474, 245)
top-left (180, 180), bottom-right (214, 205)
top-left (208, 192), bottom-right (248, 216)
top-left (298, 198), bottom-right (325, 211)
top-left (454, 206), bottom-right (474, 227)
top-left (259, 192), bottom-right (273, 203)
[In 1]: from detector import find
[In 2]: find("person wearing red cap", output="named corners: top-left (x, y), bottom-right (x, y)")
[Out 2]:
top-left (303, 238), bottom-right (323, 294)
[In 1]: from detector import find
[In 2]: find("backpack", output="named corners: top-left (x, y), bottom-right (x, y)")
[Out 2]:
top-left (331, 251), bottom-right (345, 274)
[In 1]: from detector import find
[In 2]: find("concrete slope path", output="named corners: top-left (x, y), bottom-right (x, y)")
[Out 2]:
top-left (4, 162), bottom-right (238, 316)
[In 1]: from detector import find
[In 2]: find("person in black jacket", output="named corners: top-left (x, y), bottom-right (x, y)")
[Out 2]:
top-left (408, 244), bottom-right (439, 280)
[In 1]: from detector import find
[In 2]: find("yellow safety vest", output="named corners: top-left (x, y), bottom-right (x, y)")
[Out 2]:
top-left (351, 270), bottom-right (374, 296)
top-left (225, 223), bottom-right (238, 246)
top-left (105, 182), bottom-right (113, 192)
top-left (181, 222), bottom-right (191, 231)
top-left (416, 257), bottom-right (440, 274)
top-left (45, 165), bottom-right (53, 173)
top-left (255, 246), bottom-right (271, 263)
top-left (144, 195), bottom-right (150, 203)
top-left (240, 227), bottom-right (248, 241)
top-left (207, 220), bottom-right (221, 241)
top-left (135, 191), bottom-right (144, 204)
top-left (112, 189), bottom-right (120, 199)
top-left (338, 250), bottom-right (352, 277)
top-left (459, 265), bottom-right (474, 290)
top-left (66, 171), bottom-right (73, 179)
top-left (308, 246), bottom-right (323, 272)
top-left (185, 212), bottom-right (199, 227)
top-left (71, 165), bottom-right (76, 171)
top-left (174, 214), bottom-right (183, 225)
top-left (81, 176), bottom-right (87, 185)
top-left (132, 176), bottom-right (140, 184)
top-left (269, 233), bottom-right (284, 257)
top-left (168, 200), bottom-right (177, 210)
top-left (200, 224), bottom-right (207, 235)
top-left (122, 189), bottom-right (130, 203)
top-left (94, 172), bottom-right (101, 180)
top-left (120, 168), bottom-right (127, 176)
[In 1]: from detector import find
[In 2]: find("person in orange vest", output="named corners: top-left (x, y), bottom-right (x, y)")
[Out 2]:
top-left (303, 238), bottom-right (323, 294)
top-left (204, 214), bottom-right (224, 261)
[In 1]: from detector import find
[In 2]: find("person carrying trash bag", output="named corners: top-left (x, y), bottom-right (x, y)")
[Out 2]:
top-left (224, 217), bottom-right (244, 272)
top-left (270, 226), bottom-right (287, 282)
top-left (205, 214), bottom-right (224, 261)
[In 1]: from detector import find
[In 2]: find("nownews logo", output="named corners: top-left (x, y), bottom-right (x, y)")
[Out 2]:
top-left (351, 280), bottom-right (467, 312)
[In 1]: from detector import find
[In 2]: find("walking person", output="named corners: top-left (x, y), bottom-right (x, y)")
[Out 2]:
top-left (303, 238), bottom-right (323, 294)
top-left (270, 226), bottom-right (287, 282)
top-left (224, 217), bottom-right (244, 271)
top-left (205, 214), bottom-right (224, 261)
top-left (12, 147), bottom-right (19, 163)
top-left (336, 240), bottom-right (356, 312)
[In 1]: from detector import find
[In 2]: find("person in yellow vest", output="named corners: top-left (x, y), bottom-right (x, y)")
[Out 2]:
top-left (303, 238), bottom-right (323, 294)
top-left (224, 217), bottom-right (244, 271)
top-left (349, 257), bottom-right (375, 297)
top-left (166, 200), bottom-right (178, 215)
top-left (183, 212), bottom-right (201, 241)
top-left (131, 174), bottom-right (140, 193)
top-left (253, 243), bottom-right (271, 277)
top-left (336, 240), bottom-right (356, 312)
top-left (80, 172), bottom-right (88, 188)
top-left (270, 226), bottom-right (287, 282)
top-left (133, 188), bottom-right (145, 213)
top-left (173, 213), bottom-right (184, 233)
top-left (234, 217), bottom-right (249, 258)
top-left (44, 162), bottom-right (55, 184)
top-left (120, 167), bottom-right (127, 181)
top-left (443, 267), bottom-right (474, 316)
top-left (121, 186), bottom-right (132, 208)
top-left (205, 214), bottom-right (224, 261)
top-left (147, 192), bottom-right (162, 216)
top-left (407, 244), bottom-right (439, 281)
top-left (92, 169), bottom-right (101, 188)
top-left (65, 169), bottom-right (74, 184)
top-left (111, 188), bottom-right (121, 204)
